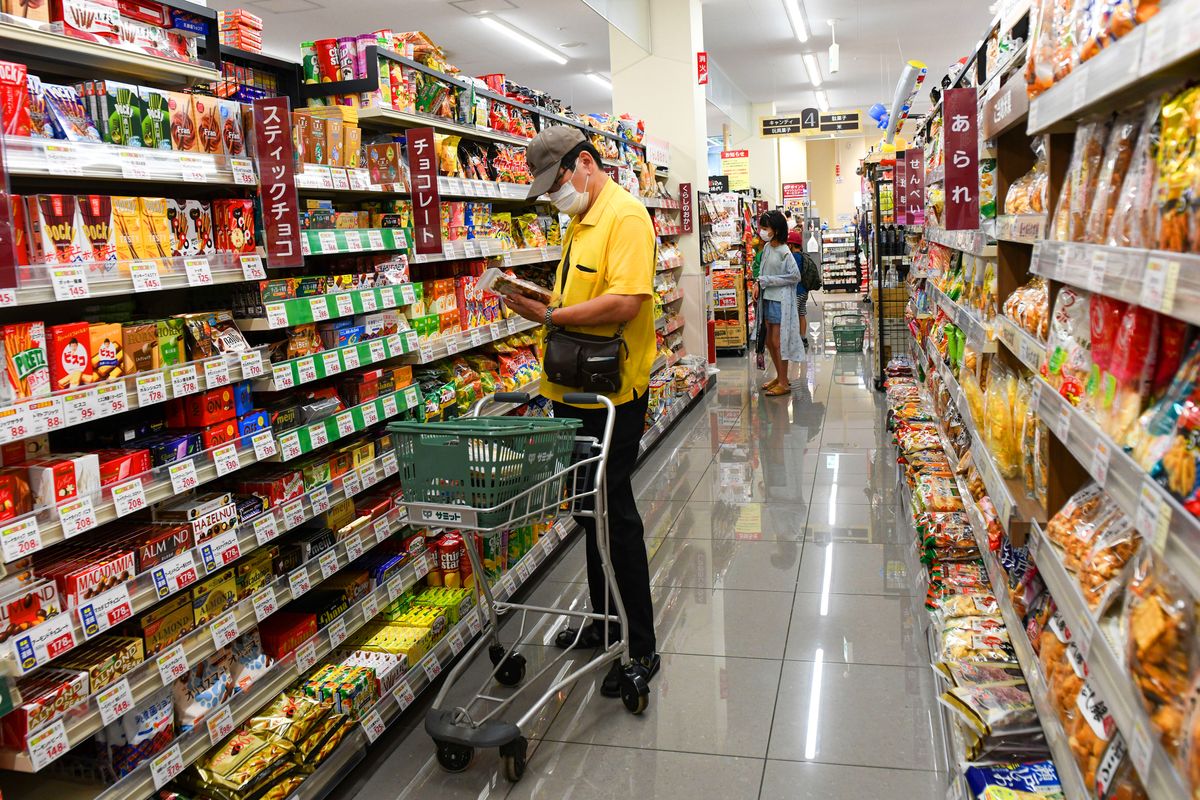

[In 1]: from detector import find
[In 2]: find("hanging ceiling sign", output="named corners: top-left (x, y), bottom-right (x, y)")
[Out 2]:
top-left (905, 149), bottom-right (926, 225)
top-left (762, 110), bottom-right (861, 137)
top-left (782, 182), bottom-right (808, 202)
top-left (680, 182), bottom-right (694, 234)
top-left (894, 152), bottom-right (909, 225)
top-left (252, 97), bottom-right (302, 268)
top-left (406, 126), bottom-right (444, 255)
top-left (943, 87), bottom-right (979, 231)
top-left (759, 115), bottom-right (805, 137)
top-left (819, 111), bottom-right (860, 132)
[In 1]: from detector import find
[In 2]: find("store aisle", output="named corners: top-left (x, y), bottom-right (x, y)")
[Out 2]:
top-left (333, 299), bottom-right (948, 800)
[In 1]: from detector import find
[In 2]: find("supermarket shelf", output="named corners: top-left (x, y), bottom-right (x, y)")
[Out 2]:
top-left (234, 283), bottom-right (417, 331)
top-left (411, 238), bottom-right (504, 264)
top-left (1031, 240), bottom-right (1200, 328)
top-left (995, 314), bottom-right (1045, 373)
top-left (1030, 522), bottom-right (1191, 800)
top-left (639, 372), bottom-right (713, 457)
top-left (657, 316), bottom-right (685, 335)
top-left (641, 197), bottom-right (680, 209)
top-left (404, 318), bottom-right (540, 365)
top-left (993, 214), bottom-right (1046, 244)
top-left (301, 228), bottom-right (408, 257)
top-left (657, 256), bottom-right (684, 272)
top-left (0, 348), bottom-right (268, 448)
top-left (0, 19), bottom-right (219, 87)
top-left (294, 168), bottom-right (533, 202)
top-left (928, 284), bottom-right (998, 353)
top-left (357, 105), bottom-right (535, 147)
top-left (255, 332), bottom-right (419, 392)
top-left (655, 227), bottom-right (684, 237)
top-left (11, 252), bottom-right (267, 308)
top-left (273, 383), bottom-right (423, 463)
top-left (479, 379), bottom-right (542, 416)
top-left (925, 226), bottom-right (997, 256)
top-left (1027, 1), bottom-right (1200, 134)
top-left (0, 447), bottom-right (401, 678)
top-left (5, 138), bottom-right (257, 186)
top-left (658, 288), bottom-right (684, 305)
top-left (497, 245), bottom-right (563, 267)
top-left (1030, 374), bottom-right (1200, 594)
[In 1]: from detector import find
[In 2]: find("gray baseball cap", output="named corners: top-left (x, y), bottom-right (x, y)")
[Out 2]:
top-left (526, 125), bottom-right (586, 199)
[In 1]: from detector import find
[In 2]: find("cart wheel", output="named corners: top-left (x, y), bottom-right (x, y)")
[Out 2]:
top-left (500, 737), bottom-right (528, 783)
top-left (619, 671), bottom-right (650, 715)
top-left (434, 741), bottom-right (474, 773)
top-left (495, 652), bottom-right (527, 687)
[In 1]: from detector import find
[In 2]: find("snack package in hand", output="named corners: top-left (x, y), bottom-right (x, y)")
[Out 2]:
top-left (476, 267), bottom-right (553, 305)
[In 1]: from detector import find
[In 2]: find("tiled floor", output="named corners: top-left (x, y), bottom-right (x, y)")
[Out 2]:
top-left (332, 297), bottom-right (948, 800)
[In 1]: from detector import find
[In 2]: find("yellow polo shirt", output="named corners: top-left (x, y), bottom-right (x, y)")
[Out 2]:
top-left (541, 179), bottom-right (657, 406)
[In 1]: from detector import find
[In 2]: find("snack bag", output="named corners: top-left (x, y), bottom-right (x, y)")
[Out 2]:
top-left (1154, 87), bottom-right (1200, 253)
top-left (1044, 286), bottom-right (1091, 405)
top-left (1083, 107), bottom-right (1145, 243)
top-left (1098, 305), bottom-right (1158, 442)
top-left (1078, 508), bottom-right (1140, 613)
top-left (984, 361), bottom-right (1022, 478)
top-left (1129, 338), bottom-right (1200, 468)
top-left (1107, 99), bottom-right (1161, 249)
top-left (1051, 119), bottom-right (1111, 243)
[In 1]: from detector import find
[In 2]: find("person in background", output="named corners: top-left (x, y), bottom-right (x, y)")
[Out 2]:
top-left (757, 210), bottom-right (805, 395)
top-left (784, 209), bottom-right (795, 230)
top-left (787, 229), bottom-right (810, 348)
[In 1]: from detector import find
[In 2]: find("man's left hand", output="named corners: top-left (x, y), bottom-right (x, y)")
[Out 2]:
top-left (503, 292), bottom-right (548, 323)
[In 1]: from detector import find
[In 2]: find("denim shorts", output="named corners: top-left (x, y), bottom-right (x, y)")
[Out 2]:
top-left (763, 300), bottom-right (782, 324)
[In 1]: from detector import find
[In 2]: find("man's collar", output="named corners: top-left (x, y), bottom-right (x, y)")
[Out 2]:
top-left (576, 178), bottom-right (618, 227)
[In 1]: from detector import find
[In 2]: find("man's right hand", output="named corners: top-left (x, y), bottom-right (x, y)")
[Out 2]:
top-left (503, 291), bottom-right (549, 323)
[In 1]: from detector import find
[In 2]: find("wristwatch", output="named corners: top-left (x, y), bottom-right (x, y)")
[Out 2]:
top-left (544, 307), bottom-right (556, 327)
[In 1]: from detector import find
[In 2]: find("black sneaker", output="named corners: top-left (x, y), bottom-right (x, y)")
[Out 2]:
top-left (554, 625), bottom-right (618, 651)
top-left (600, 653), bottom-right (662, 697)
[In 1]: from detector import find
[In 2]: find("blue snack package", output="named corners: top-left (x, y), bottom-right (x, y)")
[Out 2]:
top-left (965, 761), bottom-right (1063, 799)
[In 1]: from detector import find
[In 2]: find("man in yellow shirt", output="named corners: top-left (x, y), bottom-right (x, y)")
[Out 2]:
top-left (502, 125), bottom-right (659, 696)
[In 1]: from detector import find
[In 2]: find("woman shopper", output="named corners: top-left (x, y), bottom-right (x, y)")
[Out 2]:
top-left (757, 210), bottom-right (805, 395)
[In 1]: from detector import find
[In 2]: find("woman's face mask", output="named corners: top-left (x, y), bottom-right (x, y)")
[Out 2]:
top-left (759, 228), bottom-right (773, 242)
top-left (549, 158), bottom-right (591, 216)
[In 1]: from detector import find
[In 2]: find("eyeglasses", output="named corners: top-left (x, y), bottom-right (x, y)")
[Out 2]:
top-left (549, 165), bottom-right (571, 193)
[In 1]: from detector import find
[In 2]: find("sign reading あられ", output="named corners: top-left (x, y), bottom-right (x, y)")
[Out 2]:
top-left (943, 87), bottom-right (979, 231)
top-left (906, 150), bottom-right (926, 224)
top-left (252, 98), bottom-right (302, 267)
top-left (679, 182), bottom-right (693, 234)
top-left (406, 127), bottom-right (443, 255)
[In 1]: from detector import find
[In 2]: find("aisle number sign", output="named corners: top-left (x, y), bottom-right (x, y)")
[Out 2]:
top-left (759, 110), bottom-right (861, 137)
top-left (720, 149), bottom-right (750, 192)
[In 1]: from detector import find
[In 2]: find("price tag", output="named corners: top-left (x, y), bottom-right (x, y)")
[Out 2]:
top-left (206, 704), bottom-right (235, 747)
top-left (340, 346), bottom-right (361, 373)
top-left (348, 169), bottom-right (370, 190)
top-left (310, 486), bottom-right (330, 515)
top-left (321, 351), bottom-right (342, 378)
top-left (345, 534), bottom-right (365, 563)
top-left (399, 284), bottom-right (416, 305)
top-left (1053, 401), bottom-right (1071, 441)
top-left (387, 574), bottom-right (403, 602)
top-left (289, 567), bottom-right (312, 598)
top-left (331, 169), bottom-right (350, 191)
top-left (393, 680), bottom-right (415, 710)
top-left (252, 513), bottom-right (279, 546)
top-left (280, 432), bottom-right (302, 461)
top-left (362, 709), bottom-right (386, 743)
top-left (361, 290), bottom-right (378, 313)
top-left (1091, 440), bottom-right (1112, 486)
top-left (210, 611), bottom-right (240, 648)
top-left (97, 679), bottom-right (134, 725)
top-left (334, 292), bottom-right (355, 317)
top-left (28, 719), bottom-right (69, 771)
top-left (266, 303), bottom-right (289, 329)
top-left (309, 422), bottom-right (329, 450)
top-left (171, 364), bottom-right (199, 396)
top-left (213, 443), bottom-right (240, 477)
top-left (373, 515), bottom-right (390, 542)
top-left (200, 531), bottom-right (241, 573)
top-left (516, 559), bottom-right (531, 583)
top-left (156, 643), bottom-right (189, 685)
top-left (112, 478), bottom-right (147, 518)
top-left (335, 412), bottom-right (356, 439)
top-left (296, 358), bottom-right (318, 385)
top-left (382, 394), bottom-right (399, 418)
top-left (272, 364), bottom-right (295, 392)
top-left (1131, 721), bottom-right (1153, 779)
top-left (169, 458), bottom-right (199, 495)
top-left (61, 387), bottom-right (99, 428)
top-left (0, 404), bottom-right (31, 445)
top-left (117, 148), bottom-right (150, 180)
top-left (359, 462), bottom-right (378, 487)
top-left (404, 330), bottom-right (418, 351)
top-left (421, 552), bottom-right (437, 576)
top-left (51, 266), bottom-right (89, 301)
top-left (77, 584), bottom-right (133, 638)
top-left (317, 230), bottom-right (338, 253)
top-left (498, 573), bottom-right (516, 597)
top-left (230, 157), bottom-right (256, 185)
top-left (136, 372), bottom-right (167, 407)
top-left (423, 652), bottom-right (442, 681)
top-left (368, 339), bottom-right (387, 364)
top-left (152, 552), bottom-right (199, 598)
top-left (361, 402), bottom-right (379, 428)
top-left (178, 153), bottom-right (208, 183)
top-left (296, 636), bottom-right (318, 672)
top-left (345, 231), bottom-right (363, 252)
top-left (204, 358), bottom-right (230, 389)
top-left (507, 318), bottom-right (519, 334)
top-left (309, 296), bottom-right (331, 322)
top-left (0, 288), bottom-right (14, 307)
top-left (252, 586), bottom-right (278, 624)
top-left (448, 629), bottom-right (465, 655)
top-left (467, 608), bottom-right (483, 635)
top-left (327, 615), bottom-right (347, 647)
top-left (368, 230), bottom-right (386, 250)
top-left (150, 743), bottom-right (185, 790)
top-left (1141, 256), bottom-right (1181, 313)
top-left (44, 141), bottom-right (81, 175)
top-left (446, 337), bottom-right (461, 356)
top-left (251, 430), bottom-right (277, 461)
top-left (1073, 618), bottom-right (1094, 662)
top-left (239, 350), bottom-right (265, 379)
top-left (469, 329), bottom-right (483, 348)
top-left (12, 615), bottom-right (74, 673)
top-left (418, 343), bottom-right (434, 362)
top-left (131, 261), bottom-right (163, 292)
top-left (382, 452), bottom-right (398, 476)
top-left (185, 257), bottom-right (213, 286)
top-left (282, 498), bottom-right (306, 530)
top-left (58, 495), bottom-right (97, 538)
top-left (319, 548), bottom-right (339, 580)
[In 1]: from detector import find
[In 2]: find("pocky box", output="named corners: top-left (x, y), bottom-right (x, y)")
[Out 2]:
top-left (77, 194), bottom-right (116, 263)
top-left (139, 86), bottom-right (172, 149)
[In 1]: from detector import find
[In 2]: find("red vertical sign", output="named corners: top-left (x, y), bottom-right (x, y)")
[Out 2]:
top-left (252, 97), bottom-right (302, 267)
top-left (943, 87), bottom-right (979, 231)
top-left (697, 52), bottom-right (709, 85)
top-left (406, 127), bottom-right (442, 256)
top-left (679, 182), bottom-right (693, 234)
top-left (894, 151), bottom-right (908, 225)
top-left (906, 149), bottom-right (926, 225)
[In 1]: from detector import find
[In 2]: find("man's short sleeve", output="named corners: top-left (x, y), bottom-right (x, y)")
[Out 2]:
top-left (604, 212), bottom-right (655, 297)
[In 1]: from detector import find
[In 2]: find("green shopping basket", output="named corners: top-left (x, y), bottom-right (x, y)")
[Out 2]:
top-left (388, 416), bottom-right (581, 528)
top-left (832, 314), bottom-right (867, 353)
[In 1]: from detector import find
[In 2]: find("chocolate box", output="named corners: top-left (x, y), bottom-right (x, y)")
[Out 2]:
top-left (1, 668), bottom-right (89, 749)
top-left (191, 565), bottom-right (236, 625)
top-left (130, 592), bottom-right (192, 655)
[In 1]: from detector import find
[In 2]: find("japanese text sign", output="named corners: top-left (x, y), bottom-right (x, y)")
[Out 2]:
top-left (894, 152), bottom-right (908, 225)
top-left (252, 98), bottom-right (302, 267)
top-left (697, 52), bottom-right (709, 85)
top-left (679, 182), bottom-right (693, 234)
top-left (906, 149), bottom-right (926, 224)
top-left (943, 87), bottom-right (979, 231)
top-left (406, 127), bottom-right (443, 255)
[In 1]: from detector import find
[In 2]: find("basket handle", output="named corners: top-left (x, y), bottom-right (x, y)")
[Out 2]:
top-left (493, 392), bottom-right (532, 404)
top-left (561, 392), bottom-right (602, 405)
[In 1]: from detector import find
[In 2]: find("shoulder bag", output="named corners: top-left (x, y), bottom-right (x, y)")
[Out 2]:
top-left (542, 243), bottom-right (628, 395)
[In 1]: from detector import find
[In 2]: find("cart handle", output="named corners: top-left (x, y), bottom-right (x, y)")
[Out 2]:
top-left (493, 392), bottom-right (532, 404)
top-left (561, 392), bottom-right (605, 406)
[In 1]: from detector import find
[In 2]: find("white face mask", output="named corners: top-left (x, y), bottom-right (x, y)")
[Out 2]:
top-left (549, 160), bottom-right (591, 216)
top-left (759, 228), bottom-right (773, 242)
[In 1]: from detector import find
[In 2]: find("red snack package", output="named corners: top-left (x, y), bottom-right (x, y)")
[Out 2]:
top-left (1153, 317), bottom-right (1191, 397)
top-left (0, 61), bottom-right (31, 137)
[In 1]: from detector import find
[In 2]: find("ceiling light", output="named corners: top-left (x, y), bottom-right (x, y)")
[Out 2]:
top-left (782, 0), bottom-right (809, 43)
top-left (816, 90), bottom-right (829, 112)
top-left (478, 15), bottom-right (568, 65)
top-left (586, 72), bottom-right (612, 88)
top-left (803, 53), bottom-right (822, 87)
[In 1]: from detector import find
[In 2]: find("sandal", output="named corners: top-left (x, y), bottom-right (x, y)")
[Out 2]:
top-left (765, 384), bottom-right (792, 396)
top-left (761, 379), bottom-right (778, 390)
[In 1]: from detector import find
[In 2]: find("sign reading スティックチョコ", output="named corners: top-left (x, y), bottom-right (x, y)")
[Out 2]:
top-left (406, 127), bottom-right (443, 255)
top-left (943, 87), bottom-right (979, 231)
top-left (252, 98), bottom-right (302, 267)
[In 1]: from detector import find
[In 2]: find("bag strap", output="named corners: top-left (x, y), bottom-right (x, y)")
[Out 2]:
top-left (552, 232), bottom-right (625, 337)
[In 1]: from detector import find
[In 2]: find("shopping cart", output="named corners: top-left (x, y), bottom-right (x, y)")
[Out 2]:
top-left (832, 313), bottom-right (867, 353)
top-left (387, 391), bottom-right (647, 783)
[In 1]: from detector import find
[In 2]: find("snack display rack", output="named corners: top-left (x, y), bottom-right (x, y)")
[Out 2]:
top-left (0, 17), bottom-right (709, 800)
top-left (701, 192), bottom-right (750, 355)
top-left (895, 0), bottom-right (1200, 795)
top-left (820, 229), bottom-right (858, 292)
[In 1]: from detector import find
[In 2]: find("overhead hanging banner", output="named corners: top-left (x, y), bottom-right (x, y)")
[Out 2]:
top-left (943, 87), bottom-right (979, 231)
top-left (679, 182), bottom-right (694, 234)
top-left (905, 149), bottom-right (926, 224)
top-left (720, 149), bottom-right (749, 191)
top-left (252, 97), bottom-right (302, 267)
top-left (406, 126), bottom-right (443, 255)
top-left (761, 110), bottom-right (860, 137)
top-left (894, 153), bottom-right (908, 225)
